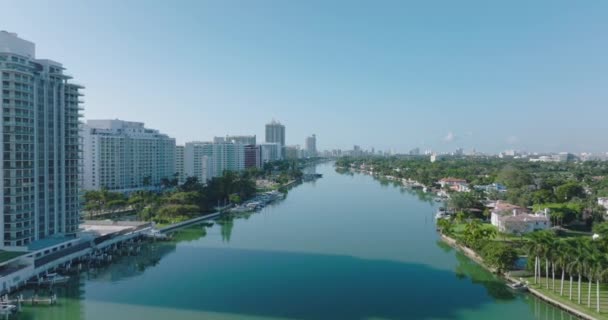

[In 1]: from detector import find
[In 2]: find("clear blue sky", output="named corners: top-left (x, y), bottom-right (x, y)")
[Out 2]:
top-left (2, 1), bottom-right (607, 153)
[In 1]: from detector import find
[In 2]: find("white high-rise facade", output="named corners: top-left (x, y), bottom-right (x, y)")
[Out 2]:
top-left (184, 142), bottom-right (245, 183)
top-left (82, 119), bottom-right (175, 192)
top-left (0, 31), bottom-right (82, 247)
top-left (305, 134), bottom-right (317, 157)
top-left (259, 143), bottom-right (282, 163)
top-left (175, 145), bottom-right (185, 184)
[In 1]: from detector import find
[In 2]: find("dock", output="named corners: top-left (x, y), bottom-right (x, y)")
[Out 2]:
top-left (158, 212), bottom-right (221, 233)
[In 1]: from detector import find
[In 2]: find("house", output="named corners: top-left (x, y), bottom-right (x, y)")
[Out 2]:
top-left (490, 201), bottom-right (551, 235)
top-left (438, 178), bottom-right (470, 192)
top-left (474, 183), bottom-right (507, 193)
top-left (598, 197), bottom-right (608, 214)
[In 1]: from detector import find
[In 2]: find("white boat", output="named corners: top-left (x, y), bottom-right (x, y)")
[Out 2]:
top-left (0, 304), bottom-right (17, 315)
top-left (147, 229), bottom-right (169, 240)
top-left (39, 273), bottom-right (70, 285)
top-left (507, 281), bottom-right (528, 292)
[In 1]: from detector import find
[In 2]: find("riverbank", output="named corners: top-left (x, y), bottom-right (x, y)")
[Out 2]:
top-left (440, 233), bottom-right (600, 320)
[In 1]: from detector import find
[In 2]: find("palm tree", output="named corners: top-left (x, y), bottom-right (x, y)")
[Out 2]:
top-left (569, 238), bottom-right (588, 305)
top-left (542, 232), bottom-right (557, 290)
top-left (526, 232), bottom-right (547, 285)
top-left (555, 241), bottom-right (571, 297)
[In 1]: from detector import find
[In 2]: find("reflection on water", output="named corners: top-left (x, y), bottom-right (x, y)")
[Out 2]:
top-left (16, 163), bottom-right (574, 320)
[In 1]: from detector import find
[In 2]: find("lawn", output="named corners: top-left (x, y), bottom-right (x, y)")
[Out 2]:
top-left (523, 276), bottom-right (608, 320)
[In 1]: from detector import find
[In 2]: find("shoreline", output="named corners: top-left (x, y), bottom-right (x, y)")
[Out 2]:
top-left (440, 234), bottom-right (596, 320)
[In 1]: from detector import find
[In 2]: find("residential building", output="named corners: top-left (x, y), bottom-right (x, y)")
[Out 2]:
top-left (598, 197), bottom-right (608, 214)
top-left (184, 142), bottom-right (245, 182)
top-left (438, 178), bottom-right (469, 192)
top-left (259, 143), bottom-right (282, 163)
top-left (175, 145), bottom-right (185, 184)
top-left (244, 144), bottom-right (262, 169)
top-left (265, 120), bottom-right (285, 146)
top-left (490, 201), bottom-right (551, 234)
top-left (214, 135), bottom-right (256, 145)
top-left (82, 120), bottom-right (176, 192)
top-left (285, 145), bottom-right (301, 160)
top-left (305, 134), bottom-right (317, 157)
top-left (0, 31), bottom-right (82, 247)
top-left (474, 183), bottom-right (507, 193)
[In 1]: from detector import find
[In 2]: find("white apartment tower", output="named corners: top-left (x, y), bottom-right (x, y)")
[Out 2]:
top-left (184, 142), bottom-right (245, 183)
top-left (305, 134), bottom-right (317, 157)
top-left (0, 31), bottom-right (82, 246)
top-left (175, 145), bottom-right (185, 184)
top-left (82, 119), bottom-right (176, 192)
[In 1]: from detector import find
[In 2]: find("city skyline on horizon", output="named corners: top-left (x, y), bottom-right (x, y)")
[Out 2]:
top-left (2, 1), bottom-right (607, 153)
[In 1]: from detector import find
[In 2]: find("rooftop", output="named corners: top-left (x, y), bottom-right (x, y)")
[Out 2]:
top-left (27, 237), bottom-right (76, 251)
top-left (80, 220), bottom-right (151, 237)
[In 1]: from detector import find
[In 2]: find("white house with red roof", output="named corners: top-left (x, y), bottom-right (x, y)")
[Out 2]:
top-left (438, 178), bottom-right (470, 192)
top-left (490, 201), bottom-right (551, 235)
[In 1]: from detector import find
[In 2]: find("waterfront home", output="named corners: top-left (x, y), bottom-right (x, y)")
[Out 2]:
top-left (438, 178), bottom-right (470, 192)
top-left (598, 197), bottom-right (608, 214)
top-left (474, 183), bottom-right (507, 193)
top-left (490, 201), bottom-right (551, 235)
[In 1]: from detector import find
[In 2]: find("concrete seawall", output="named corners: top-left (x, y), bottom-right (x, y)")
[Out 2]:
top-left (439, 234), bottom-right (596, 320)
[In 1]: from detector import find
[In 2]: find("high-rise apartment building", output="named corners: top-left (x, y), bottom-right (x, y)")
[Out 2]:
top-left (0, 31), bottom-right (82, 246)
top-left (214, 135), bottom-right (256, 145)
top-left (259, 143), bottom-right (282, 163)
top-left (184, 142), bottom-right (245, 183)
top-left (82, 119), bottom-right (176, 192)
top-left (175, 145), bottom-right (185, 184)
top-left (305, 134), bottom-right (317, 157)
top-left (265, 120), bottom-right (285, 146)
top-left (244, 144), bottom-right (262, 169)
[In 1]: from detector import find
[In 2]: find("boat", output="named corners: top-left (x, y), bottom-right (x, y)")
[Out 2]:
top-left (0, 304), bottom-right (17, 315)
top-left (507, 281), bottom-right (528, 292)
top-left (146, 229), bottom-right (169, 240)
top-left (39, 273), bottom-right (70, 285)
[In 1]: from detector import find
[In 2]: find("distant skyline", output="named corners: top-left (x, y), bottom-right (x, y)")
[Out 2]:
top-left (2, 1), bottom-right (607, 153)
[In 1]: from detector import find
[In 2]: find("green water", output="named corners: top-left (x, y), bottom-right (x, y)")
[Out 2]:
top-left (19, 163), bottom-right (573, 320)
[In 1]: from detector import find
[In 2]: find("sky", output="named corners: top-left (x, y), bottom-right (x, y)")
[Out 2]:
top-left (2, 0), bottom-right (607, 153)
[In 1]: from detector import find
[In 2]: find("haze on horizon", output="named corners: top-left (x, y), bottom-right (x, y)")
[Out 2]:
top-left (2, 0), bottom-right (607, 153)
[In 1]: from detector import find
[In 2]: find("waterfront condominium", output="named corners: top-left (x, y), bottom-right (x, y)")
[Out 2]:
top-left (0, 31), bottom-right (82, 247)
top-left (184, 141), bottom-right (245, 183)
top-left (82, 119), bottom-right (176, 193)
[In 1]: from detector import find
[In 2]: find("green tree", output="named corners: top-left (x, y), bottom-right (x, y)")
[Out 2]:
top-left (481, 242), bottom-right (517, 273)
top-left (555, 182), bottom-right (585, 202)
top-left (496, 166), bottom-right (532, 189)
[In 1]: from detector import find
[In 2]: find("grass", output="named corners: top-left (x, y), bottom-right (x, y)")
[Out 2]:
top-left (523, 276), bottom-right (608, 320)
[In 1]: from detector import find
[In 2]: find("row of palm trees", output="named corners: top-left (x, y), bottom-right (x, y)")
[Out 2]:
top-left (526, 227), bottom-right (608, 313)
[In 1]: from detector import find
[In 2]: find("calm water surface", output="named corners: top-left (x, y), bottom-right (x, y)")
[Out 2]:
top-left (20, 163), bottom-right (573, 320)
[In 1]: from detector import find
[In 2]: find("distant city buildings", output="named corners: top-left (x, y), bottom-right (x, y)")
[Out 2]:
top-left (0, 31), bottom-right (83, 246)
top-left (82, 120), bottom-right (176, 192)
top-left (305, 134), bottom-right (317, 157)
top-left (214, 135), bottom-right (256, 145)
top-left (265, 120), bottom-right (285, 146)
